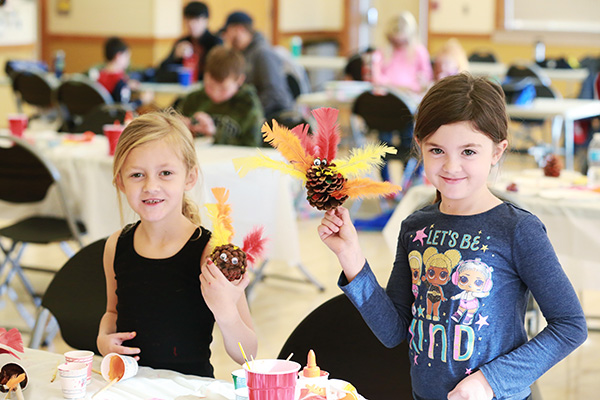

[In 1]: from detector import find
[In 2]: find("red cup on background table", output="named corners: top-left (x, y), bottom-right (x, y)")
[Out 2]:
top-left (178, 67), bottom-right (193, 87)
top-left (8, 114), bottom-right (28, 138)
top-left (103, 124), bottom-right (125, 156)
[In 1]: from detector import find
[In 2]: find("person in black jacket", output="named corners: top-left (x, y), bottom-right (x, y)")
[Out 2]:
top-left (156, 2), bottom-right (222, 83)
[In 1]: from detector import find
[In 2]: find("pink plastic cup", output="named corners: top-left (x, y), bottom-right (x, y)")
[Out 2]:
top-left (8, 114), bottom-right (28, 138)
top-left (103, 124), bottom-right (125, 156)
top-left (243, 359), bottom-right (300, 400)
top-left (64, 350), bottom-right (94, 385)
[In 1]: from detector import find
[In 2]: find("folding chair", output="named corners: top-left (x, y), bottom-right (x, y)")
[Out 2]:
top-left (10, 69), bottom-right (60, 121)
top-left (468, 50), bottom-right (498, 63)
top-left (278, 294), bottom-right (412, 399)
top-left (29, 239), bottom-right (106, 353)
top-left (0, 135), bottom-right (86, 328)
top-left (56, 74), bottom-right (114, 132)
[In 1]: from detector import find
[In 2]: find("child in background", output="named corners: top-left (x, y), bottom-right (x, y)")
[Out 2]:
top-left (178, 46), bottom-right (263, 147)
top-left (318, 73), bottom-right (587, 399)
top-left (97, 110), bottom-right (257, 377)
top-left (372, 11), bottom-right (433, 94)
top-left (433, 38), bottom-right (469, 82)
top-left (98, 37), bottom-right (153, 108)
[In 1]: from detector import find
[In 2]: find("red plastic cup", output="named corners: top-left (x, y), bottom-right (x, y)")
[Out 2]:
top-left (103, 124), bottom-right (125, 156)
top-left (8, 114), bottom-right (28, 138)
top-left (244, 359), bottom-right (300, 400)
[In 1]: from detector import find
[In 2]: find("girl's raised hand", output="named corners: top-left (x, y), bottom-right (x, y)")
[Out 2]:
top-left (447, 370), bottom-right (494, 400)
top-left (97, 331), bottom-right (140, 361)
top-left (200, 258), bottom-right (248, 320)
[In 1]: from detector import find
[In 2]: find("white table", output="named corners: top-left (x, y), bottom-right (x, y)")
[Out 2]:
top-left (469, 62), bottom-right (589, 84)
top-left (0, 348), bottom-right (236, 399)
top-left (506, 98), bottom-right (600, 170)
top-left (137, 82), bottom-right (200, 95)
top-left (295, 55), bottom-right (347, 72)
top-left (0, 132), bottom-right (302, 268)
top-left (383, 172), bottom-right (600, 292)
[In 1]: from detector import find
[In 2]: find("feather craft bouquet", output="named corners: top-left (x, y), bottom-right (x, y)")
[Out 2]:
top-left (205, 187), bottom-right (268, 281)
top-left (233, 107), bottom-right (402, 211)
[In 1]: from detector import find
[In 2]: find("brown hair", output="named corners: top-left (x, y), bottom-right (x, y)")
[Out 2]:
top-left (112, 109), bottom-right (202, 225)
top-left (205, 45), bottom-right (245, 82)
top-left (414, 73), bottom-right (509, 202)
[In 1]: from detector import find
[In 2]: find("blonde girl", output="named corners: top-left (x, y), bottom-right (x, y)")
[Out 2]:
top-left (97, 110), bottom-right (257, 377)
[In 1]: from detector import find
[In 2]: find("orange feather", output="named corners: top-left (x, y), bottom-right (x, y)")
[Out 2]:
top-left (211, 187), bottom-right (234, 238)
top-left (335, 178), bottom-right (401, 199)
top-left (262, 121), bottom-right (313, 173)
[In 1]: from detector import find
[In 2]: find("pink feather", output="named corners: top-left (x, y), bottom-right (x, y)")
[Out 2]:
top-left (312, 107), bottom-right (340, 162)
top-left (242, 226), bottom-right (268, 266)
top-left (291, 123), bottom-right (316, 157)
top-left (0, 328), bottom-right (24, 359)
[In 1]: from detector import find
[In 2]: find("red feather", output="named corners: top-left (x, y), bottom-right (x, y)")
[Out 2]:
top-left (0, 328), bottom-right (24, 359)
top-left (242, 226), bottom-right (268, 266)
top-left (312, 107), bottom-right (340, 162)
top-left (291, 123), bottom-right (316, 157)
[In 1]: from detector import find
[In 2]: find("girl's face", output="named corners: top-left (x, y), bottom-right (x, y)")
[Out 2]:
top-left (117, 139), bottom-right (197, 224)
top-left (419, 121), bottom-right (507, 212)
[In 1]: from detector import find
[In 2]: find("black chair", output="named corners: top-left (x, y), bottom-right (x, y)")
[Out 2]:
top-left (29, 239), bottom-right (107, 354)
top-left (10, 69), bottom-right (60, 119)
top-left (77, 103), bottom-right (135, 135)
top-left (468, 51), bottom-right (498, 63)
top-left (56, 74), bottom-right (114, 132)
top-left (278, 294), bottom-right (411, 399)
top-left (0, 135), bottom-right (86, 328)
top-left (343, 48), bottom-right (375, 81)
top-left (505, 63), bottom-right (551, 87)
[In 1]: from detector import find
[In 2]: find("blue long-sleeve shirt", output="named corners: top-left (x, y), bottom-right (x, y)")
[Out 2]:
top-left (340, 202), bottom-right (587, 400)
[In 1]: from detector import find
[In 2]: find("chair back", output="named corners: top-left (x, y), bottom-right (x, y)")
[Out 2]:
top-left (278, 294), bottom-right (412, 399)
top-left (57, 74), bottom-right (114, 131)
top-left (0, 136), bottom-right (57, 203)
top-left (12, 70), bottom-right (59, 109)
top-left (352, 90), bottom-right (416, 133)
top-left (468, 51), bottom-right (498, 63)
top-left (0, 135), bottom-right (84, 244)
top-left (78, 103), bottom-right (134, 135)
top-left (505, 63), bottom-right (551, 87)
top-left (41, 238), bottom-right (107, 354)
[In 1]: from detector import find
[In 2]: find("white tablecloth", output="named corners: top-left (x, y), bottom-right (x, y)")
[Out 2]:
top-left (383, 172), bottom-right (600, 292)
top-left (0, 132), bottom-right (301, 266)
top-left (0, 349), bottom-right (236, 399)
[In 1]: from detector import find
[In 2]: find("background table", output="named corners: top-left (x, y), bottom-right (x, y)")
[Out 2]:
top-left (383, 172), bottom-right (600, 293)
top-left (0, 349), bottom-right (236, 399)
top-left (0, 132), bottom-right (302, 267)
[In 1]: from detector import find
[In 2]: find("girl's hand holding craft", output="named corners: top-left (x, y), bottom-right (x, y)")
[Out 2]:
top-left (200, 258), bottom-right (249, 320)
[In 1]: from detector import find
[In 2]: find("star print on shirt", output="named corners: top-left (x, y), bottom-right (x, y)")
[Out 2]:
top-left (417, 305), bottom-right (425, 318)
top-left (481, 244), bottom-right (489, 252)
top-left (413, 227), bottom-right (428, 246)
top-left (465, 367), bottom-right (472, 375)
top-left (475, 314), bottom-right (489, 330)
top-left (414, 355), bottom-right (419, 365)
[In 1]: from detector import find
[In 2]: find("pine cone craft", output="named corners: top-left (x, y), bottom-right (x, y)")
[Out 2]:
top-left (205, 187), bottom-right (267, 282)
top-left (232, 107), bottom-right (402, 211)
top-left (543, 154), bottom-right (562, 177)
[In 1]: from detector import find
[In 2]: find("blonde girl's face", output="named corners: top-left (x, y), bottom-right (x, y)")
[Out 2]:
top-left (117, 139), bottom-right (198, 223)
top-left (419, 121), bottom-right (507, 210)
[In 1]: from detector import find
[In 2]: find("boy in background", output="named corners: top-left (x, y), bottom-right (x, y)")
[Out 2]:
top-left (178, 46), bottom-right (263, 147)
top-left (98, 37), bottom-right (153, 108)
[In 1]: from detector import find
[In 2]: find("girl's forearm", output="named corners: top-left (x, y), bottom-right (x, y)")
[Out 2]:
top-left (217, 316), bottom-right (258, 364)
top-left (337, 247), bottom-right (366, 283)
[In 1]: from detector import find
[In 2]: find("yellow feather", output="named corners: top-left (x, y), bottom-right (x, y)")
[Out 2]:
top-left (336, 178), bottom-right (402, 199)
top-left (205, 188), bottom-right (235, 246)
top-left (262, 121), bottom-right (313, 173)
top-left (332, 144), bottom-right (397, 178)
top-left (233, 150), bottom-right (308, 181)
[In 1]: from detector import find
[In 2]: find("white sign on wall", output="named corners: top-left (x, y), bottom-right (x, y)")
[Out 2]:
top-left (429, 0), bottom-right (495, 35)
top-left (0, 0), bottom-right (37, 46)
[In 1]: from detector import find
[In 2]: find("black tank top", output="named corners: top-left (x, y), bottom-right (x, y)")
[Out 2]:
top-left (114, 221), bottom-right (215, 377)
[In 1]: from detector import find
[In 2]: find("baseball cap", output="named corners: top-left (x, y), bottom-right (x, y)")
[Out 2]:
top-left (222, 11), bottom-right (253, 29)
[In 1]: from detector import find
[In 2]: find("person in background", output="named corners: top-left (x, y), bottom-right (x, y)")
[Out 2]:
top-left (317, 73), bottom-right (586, 399)
top-left (98, 37), bottom-right (153, 108)
top-left (156, 1), bottom-right (222, 83)
top-left (97, 110), bottom-right (257, 377)
top-left (432, 38), bottom-right (469, 82)
top-left (373, 11), bottom-right (433, 94)
top-left (221, 11), bottom-right (295, 121)
top-left (178, 46), bottom-right (264, 147)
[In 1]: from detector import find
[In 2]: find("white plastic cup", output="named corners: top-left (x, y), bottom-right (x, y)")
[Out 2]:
top-left (232, 368), bottom-right (248, 398)
top-left (64, 350), bottom-right (94, 385)
top-left (100, 353), bottom-right (138, 382)
top-left (58, 362), bottom-right (87, 399)
top-left (0, 362), bottom-right (28, 392)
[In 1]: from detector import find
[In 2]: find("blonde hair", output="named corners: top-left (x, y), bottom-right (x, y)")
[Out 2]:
top-left (433, 38), bottom-right (469, 80)
top-left (385, 11), bottom-right (418, 46)
top-left (112, 109), bottom-right (202, 226)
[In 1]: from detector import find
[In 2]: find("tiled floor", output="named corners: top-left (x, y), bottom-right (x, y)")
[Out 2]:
top-left (1, 154), bottom-right (599, 399)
